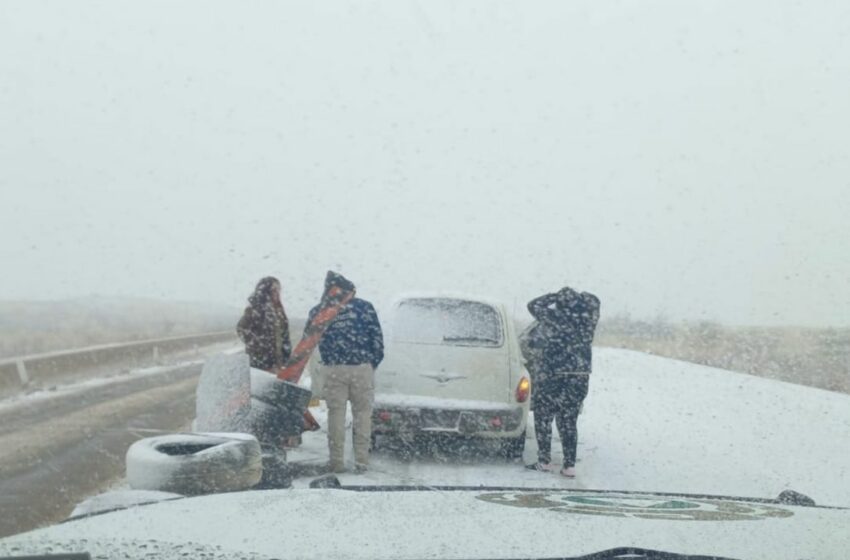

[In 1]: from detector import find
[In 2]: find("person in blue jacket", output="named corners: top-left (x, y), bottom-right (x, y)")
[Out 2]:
top-left (308, 286), bottom-right (384, 474)
top-left (525, 286), bottom-right (600, 477)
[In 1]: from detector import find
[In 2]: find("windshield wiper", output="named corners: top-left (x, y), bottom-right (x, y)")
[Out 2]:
top-left (443, 335), bottom-right (499, 344)
top-left (560, 547), bottom-right (740, 560)
top-left (0, 554), bottom-right (91, 560)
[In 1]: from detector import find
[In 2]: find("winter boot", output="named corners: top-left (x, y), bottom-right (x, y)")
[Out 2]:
top-left (560, 466), bottom-right (576, 478)
top-left (525, 462), bottom-right (554, 472)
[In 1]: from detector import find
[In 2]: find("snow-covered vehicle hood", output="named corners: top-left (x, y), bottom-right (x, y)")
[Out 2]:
top-left (2, 486), bottom-right (848, 560)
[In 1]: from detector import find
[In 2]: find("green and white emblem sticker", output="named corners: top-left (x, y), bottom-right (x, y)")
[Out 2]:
top-left (477, 492), bottom-right (793, 521)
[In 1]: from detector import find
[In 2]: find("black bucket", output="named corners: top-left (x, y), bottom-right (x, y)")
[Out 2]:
top-left (256, 446), bottom-right (293, 489)
top-left (248, 378), bottom-right (312, 441)
top-left (255, 377), bottom-right (312, 410)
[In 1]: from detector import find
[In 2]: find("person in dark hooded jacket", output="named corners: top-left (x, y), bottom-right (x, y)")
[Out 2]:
top-left (237, 277), bottom-right (292, 371)
top-left (525, 286), bottom-right (600, 478)
top-left (307, 282), bottom-right (383, 474)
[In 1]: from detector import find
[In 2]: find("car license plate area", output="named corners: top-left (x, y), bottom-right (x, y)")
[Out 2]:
top-left (419, 409), bottom-right (461, 431)
top-left (373, 406), bottom-right (522, 435)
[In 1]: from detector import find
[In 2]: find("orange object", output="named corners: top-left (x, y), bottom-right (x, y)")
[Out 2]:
top-left (277, 277), bottom-right (355, 385)
top-left (275, 272), bottom-right (356, 434)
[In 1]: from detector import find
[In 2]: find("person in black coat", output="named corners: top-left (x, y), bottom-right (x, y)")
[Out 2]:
top-left (525, 286), bottom-right (600, 477)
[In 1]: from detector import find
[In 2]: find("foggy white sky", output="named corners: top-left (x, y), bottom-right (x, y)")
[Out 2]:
top-left (1, 1), bottom-right (849, 325)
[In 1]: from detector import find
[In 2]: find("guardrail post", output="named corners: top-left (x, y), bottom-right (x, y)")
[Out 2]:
top-left (152, 345), bottom-right (161, 365)
top-left (16, 360), bottom-right (30, 386)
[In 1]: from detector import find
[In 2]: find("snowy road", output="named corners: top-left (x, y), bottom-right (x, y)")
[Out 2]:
top-left (291, 349), bottom-right (850, 507)
top-left (0, 343), bottom-right (240, 537)
top-left (4, 346), bottom-right (850, 539)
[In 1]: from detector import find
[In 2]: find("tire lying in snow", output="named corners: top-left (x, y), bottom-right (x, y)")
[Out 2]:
top-left (126, 433), bottom-right (262, 495)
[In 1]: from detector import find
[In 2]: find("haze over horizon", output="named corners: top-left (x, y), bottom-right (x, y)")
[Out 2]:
top-left (2, 1), bottom-right (849, 327)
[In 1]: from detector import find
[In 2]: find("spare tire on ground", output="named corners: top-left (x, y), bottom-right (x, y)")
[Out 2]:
top-left (126, 433), bottom-right (262, 495)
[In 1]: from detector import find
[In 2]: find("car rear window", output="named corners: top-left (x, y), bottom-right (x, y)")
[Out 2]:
top-left (393, 298), bottom-right (503, 347)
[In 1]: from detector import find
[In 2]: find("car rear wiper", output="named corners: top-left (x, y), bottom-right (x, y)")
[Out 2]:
top-left (443, 335), bottom-right (499, 344)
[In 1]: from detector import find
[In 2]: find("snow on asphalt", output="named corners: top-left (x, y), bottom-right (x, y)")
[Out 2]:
top-left (291, 348), bottom-right (850, 506)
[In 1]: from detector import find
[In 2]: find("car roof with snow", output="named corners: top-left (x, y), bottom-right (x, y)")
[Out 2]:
top-left (387, 292), bottom-right (511, 311)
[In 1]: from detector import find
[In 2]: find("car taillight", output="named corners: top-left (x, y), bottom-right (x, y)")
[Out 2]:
top-left (516, 376), bottom-right (531, 403)
top-left (377, 410), bottom-right (393, 423)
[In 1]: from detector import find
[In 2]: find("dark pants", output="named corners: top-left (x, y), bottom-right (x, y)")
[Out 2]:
top-left (249, 353), bottom-right (275, 372)
top-left (533, 375), bottom-right (589, 467)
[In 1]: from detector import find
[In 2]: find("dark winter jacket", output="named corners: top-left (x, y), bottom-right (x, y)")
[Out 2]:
top-left (237, 280), bottom-right (292, 371)
top-left (309, 297), bottom-right (384, 369)
top-left (527, 290), bottom-right (600, 374)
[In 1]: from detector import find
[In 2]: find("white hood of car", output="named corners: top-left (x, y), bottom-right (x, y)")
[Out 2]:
top-left (2, 487), bottom-right (848, 560)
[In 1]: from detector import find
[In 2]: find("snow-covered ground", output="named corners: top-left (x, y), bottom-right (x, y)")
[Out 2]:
top-left (290, 348), bottom-right (850, 506)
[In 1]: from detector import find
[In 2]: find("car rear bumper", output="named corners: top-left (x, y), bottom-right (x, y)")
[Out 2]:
top-left (371, 403), bottom-right (526, 439)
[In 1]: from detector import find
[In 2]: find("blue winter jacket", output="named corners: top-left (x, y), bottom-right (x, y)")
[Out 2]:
top-left (309, 297), bottom-right (384, 369)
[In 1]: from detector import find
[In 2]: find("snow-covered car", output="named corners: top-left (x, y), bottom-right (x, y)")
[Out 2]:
top-left (371, 295), bottom-right (530, 457)
top-left (2, 483), bottom-right (849, 560)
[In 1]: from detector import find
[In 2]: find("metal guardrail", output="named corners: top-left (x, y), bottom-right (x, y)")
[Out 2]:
top-left (0, 331), bottom-right (238, 396)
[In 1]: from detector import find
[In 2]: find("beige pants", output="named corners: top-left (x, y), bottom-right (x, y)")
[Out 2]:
top-left (324, 363), bottom-right (375, 469)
